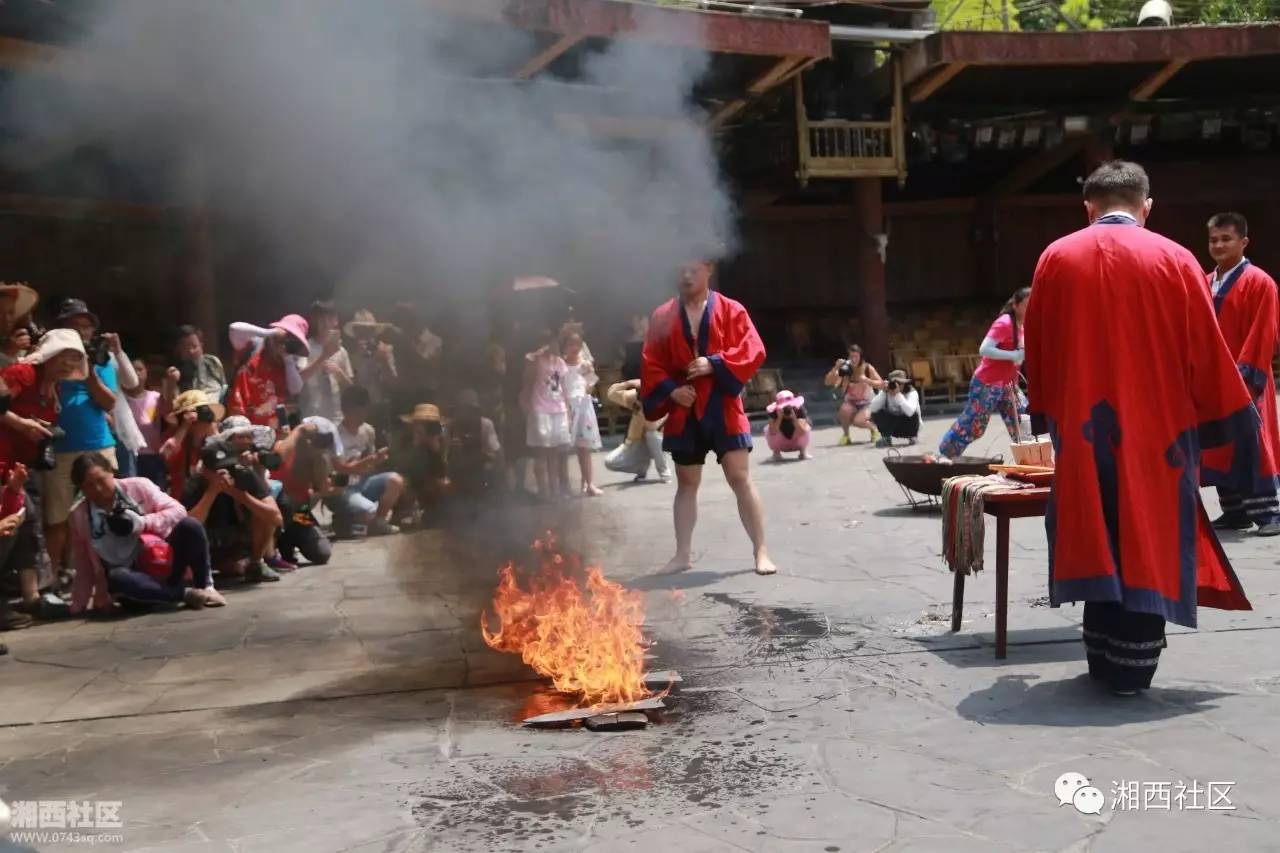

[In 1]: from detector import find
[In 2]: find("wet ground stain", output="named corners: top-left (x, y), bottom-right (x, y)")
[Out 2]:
top-left (704, 591), bottom-right (831, 654)
top-left (410, 689), bottom-right (818, 849)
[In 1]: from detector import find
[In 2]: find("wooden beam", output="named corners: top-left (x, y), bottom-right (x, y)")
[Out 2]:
top-left (984, 136), bottom-right (1087, 200)
top-left (427, 0), bottom-right (831, 59)
top-left (709, 55), bottom-right (811, 129)
top-left (908, 62), bottom-right (967, 103)
top-left (1129, 58), bottom-right (1188, 101)
top-left (0, 34), bottom-right (73, 78)
top-left (514, 33), bottom-right (581, 79)
top-left (553, 113), bottom-right (697, 140)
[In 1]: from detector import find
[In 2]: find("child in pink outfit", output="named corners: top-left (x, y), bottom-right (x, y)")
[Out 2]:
top-left (764, 390), bottom-right (813, 461)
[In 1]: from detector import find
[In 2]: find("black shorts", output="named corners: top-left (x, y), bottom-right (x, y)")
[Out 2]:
top-left (669, 421), bottom-right (748, 467)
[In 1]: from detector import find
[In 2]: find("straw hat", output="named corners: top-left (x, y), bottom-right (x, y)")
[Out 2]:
top-left (21, 328), bottom-right (87, 379)
top-left (0, 282), bottom-right (38, 320)
top-left (343, 309), bottom-right (399, 340)
top-left (400, 403), bottom-right (442, 424)
top-left (171, 389), bottom-right (226, 422)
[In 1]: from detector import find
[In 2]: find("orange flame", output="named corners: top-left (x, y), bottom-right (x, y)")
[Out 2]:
top-left (481, 535), bottom-right (651, 707)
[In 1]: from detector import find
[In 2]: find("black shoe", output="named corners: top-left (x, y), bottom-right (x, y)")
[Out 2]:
top-left (1211, 514), bottom-right (1251, 531)
top-left (1255, 522), bottom-right (1280, 537)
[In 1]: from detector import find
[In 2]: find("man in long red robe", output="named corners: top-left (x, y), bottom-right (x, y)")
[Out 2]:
top-left (1025, 161), bottom-right (1253, 697)
top-left (1203, 211), bottom-right (1280, 536)
top-left (641, 257), bottom-right (776, 576)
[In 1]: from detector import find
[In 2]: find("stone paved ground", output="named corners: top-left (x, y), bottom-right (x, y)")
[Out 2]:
top-left (1, 417), bottom-right (1278, 853)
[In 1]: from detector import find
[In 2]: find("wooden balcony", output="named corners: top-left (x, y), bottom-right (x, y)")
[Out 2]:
top-left (794, 58), bottom-right (907, 186)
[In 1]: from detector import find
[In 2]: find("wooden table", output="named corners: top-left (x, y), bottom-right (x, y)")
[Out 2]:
top-left (950, 486), bottom-right (1050, 659)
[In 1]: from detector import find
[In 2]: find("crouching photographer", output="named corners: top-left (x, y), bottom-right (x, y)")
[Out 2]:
top-left (868, 370), bottom-right (922, 448)
top-left (764, 390), bottom-right (813, 462)
top-left (273, 417), bottom-right (339, 565)
top-left (67, 451), bottom-right (225, 614)
top-left (182, 416), bottom-right (284, 583)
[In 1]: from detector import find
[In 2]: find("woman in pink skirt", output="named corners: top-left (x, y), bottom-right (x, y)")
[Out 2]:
top-left (764, 390), bottom-right (812, 461)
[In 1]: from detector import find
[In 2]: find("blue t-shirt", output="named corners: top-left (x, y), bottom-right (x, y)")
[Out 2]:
top-left (54, 362), bottom-right (119, 453)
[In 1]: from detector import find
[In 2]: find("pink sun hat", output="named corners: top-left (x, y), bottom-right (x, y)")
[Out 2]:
top-left (270, 314), bottom-right (310, 348)
top-left (767, 390), bottom-right (805, 414)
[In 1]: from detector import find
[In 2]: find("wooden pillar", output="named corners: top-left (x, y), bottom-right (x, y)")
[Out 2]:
top-left (854, 177), bottom-right (890, 370)
top-left (184, 207), bottom-right (217, 349)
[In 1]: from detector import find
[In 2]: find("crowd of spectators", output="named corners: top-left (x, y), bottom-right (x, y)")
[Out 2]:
top-left (0, 289), bottom-right (521, 655)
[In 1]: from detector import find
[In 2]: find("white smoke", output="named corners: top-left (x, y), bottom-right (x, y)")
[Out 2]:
top-left (0, 0), bottom-right (733, 317)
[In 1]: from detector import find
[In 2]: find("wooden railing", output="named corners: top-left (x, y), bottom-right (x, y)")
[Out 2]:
top-left (794, 58), bottom-right (907, 186)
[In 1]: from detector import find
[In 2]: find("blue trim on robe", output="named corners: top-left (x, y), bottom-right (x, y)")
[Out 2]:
top-left (1239, 363), bottom-right (1268, 400)
top-left (708, 353), bottom-right (744, 397)
top-left (1199, 403), bottom-right (1265, 494)
top-left (643, 378), bottom-right (679, 420)
top-left (1212, 259), bottom-right (1251, 315)
top-left (1083, 400), bottom-right (1122, 572)
top-left (1094, 213), bottom-right (1139, 226)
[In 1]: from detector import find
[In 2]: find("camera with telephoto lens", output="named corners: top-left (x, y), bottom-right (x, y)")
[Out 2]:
top-left (201, 438), bottom-right (279, 493)
top-left (425, 421), bottom-right (443, 438)
top-left (782, 406), bottom-right (795, 417)
top-left (283, 336), bottom-right (307, 357)
top-left (195, 404), bottom-right (217, 423)
top-left (837, 359), bottom-right (854, 378)
top-left (86, 334), bottom-right (112, 368)
top-left (33, 425), bottom-right (67, 471)
top-left (888, 379), bottom-right (901, 391)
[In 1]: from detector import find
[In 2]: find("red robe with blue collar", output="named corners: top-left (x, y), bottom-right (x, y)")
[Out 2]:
top-left (1025, 217), bottom-right (1252, 628)
top-left (641, 291), bottom-right (764, 457)
top-left (1201, 260), bottom-right (1280, 490)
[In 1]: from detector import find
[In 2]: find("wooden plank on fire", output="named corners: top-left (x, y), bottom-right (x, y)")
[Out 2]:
top-left (643, 670), bottom-right (682, 687)
top-left (522, 696), bottom-right (665, 726)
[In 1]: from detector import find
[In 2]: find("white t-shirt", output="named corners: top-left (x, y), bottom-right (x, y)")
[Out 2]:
top-left (299, 340), bottom-right (353, 422)
top-left (337, 421), bottom-right (377, 486)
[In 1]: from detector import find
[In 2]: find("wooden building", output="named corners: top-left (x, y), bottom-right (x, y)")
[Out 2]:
top-left (719, 21), bottom-right (1280, 370)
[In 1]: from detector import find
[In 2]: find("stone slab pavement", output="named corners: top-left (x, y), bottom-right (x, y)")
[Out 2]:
top-left (0, 416), bottom-right (1277, 852)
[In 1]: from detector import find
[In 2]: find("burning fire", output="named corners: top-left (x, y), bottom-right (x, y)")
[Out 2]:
top-left (481, 535), bottom-right (651, 707)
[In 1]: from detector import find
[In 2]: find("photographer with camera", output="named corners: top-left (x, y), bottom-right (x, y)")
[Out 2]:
top-left (67, 451), bottom-right (225, 614)
top-left (182, 416), bottom-right (284, 583)
top-left (272, 418), bottom-right (340, 564)
top-left (868, 370), bottom-right (922, 448)
top-left (163, 325), bottom-right (227, 405)
top-left (392, 403), bottom-right (450, 524)
top-left (225, 315), bottom-right (308, 427)
top-left (763, 390), bottom-right (813, 462)
top-left (325, 388), bottom-right (405, 536)
top-left (43, 299), bottom-right (142, 582)
top-left (159, 390), bottom-right (225, 499)
top-left (824, 343), bottom-right (885, 446)
top-left (296, 300), bottom-right (354, 422)
top-left (0, 330), bottom-right (86, 624)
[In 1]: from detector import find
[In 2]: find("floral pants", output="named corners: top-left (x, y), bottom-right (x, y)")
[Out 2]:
top-left (939, 378), bottom-right (1020, 459)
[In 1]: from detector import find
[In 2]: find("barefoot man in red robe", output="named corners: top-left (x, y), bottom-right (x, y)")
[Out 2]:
top-left (641, 256), bottom-right (776, 576)
top-left (1025, 161), bottom-right (1253, 697)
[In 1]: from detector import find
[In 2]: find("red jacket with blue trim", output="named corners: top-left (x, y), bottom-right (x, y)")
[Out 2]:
top-left (1201, 261), bottom-right (1280, 489)
top-left (1026, 218), bottom-right (1252, 628)
top-left (641, 291), bottom-right (765, 457)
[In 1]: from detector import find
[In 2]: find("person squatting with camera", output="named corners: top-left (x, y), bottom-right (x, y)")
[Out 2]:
top-left (181, 416), bottom-right (285, 583)
top-left (67, 451), bottom-right (226, 613)
top-left (763, 390), bottom-right (813, 461)
top-left (324, 386), bottom-right (406, 537)
top-left (867, 370), bottom-right (922, 448)
top-left (824, 344), bottom-right (885, 446)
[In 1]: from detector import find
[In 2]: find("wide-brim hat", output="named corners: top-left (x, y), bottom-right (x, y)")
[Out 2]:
top-left (0, 282), bottom-right (38, 320)
top-left (301, 415), bottom-right (344, 457)
top-left (886, 369), bottom-right (909, 383)
top-left (400, 403), bottom-right (442, 424)
top-left (767, 390), bottom-right (805, 414)
top-left (54, 298), bottom-right (99, 328)
top-left (269, 314), bottom-right (310, 348)
top-left (21, 328), bottom-right (87, 380)
top-left (171, 389), bottom-right (226, 421)
top-left (343, 309), bottom-right (399, 339)
top-left (214, 416), bottom-right (276, 452)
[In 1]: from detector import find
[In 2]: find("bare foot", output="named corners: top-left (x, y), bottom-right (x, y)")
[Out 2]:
top-left (657, 555), bottom-right (693, 575)
top-left (754, 552), bottom-right (778, 576)
top-left (584, 484), bottom-right (604, 497)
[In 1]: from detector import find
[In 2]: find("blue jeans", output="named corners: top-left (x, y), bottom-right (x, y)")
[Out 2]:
top-left (104, 517), bottom-right (213, 603)
top-left (324, 472), bottom-right (396, 520)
